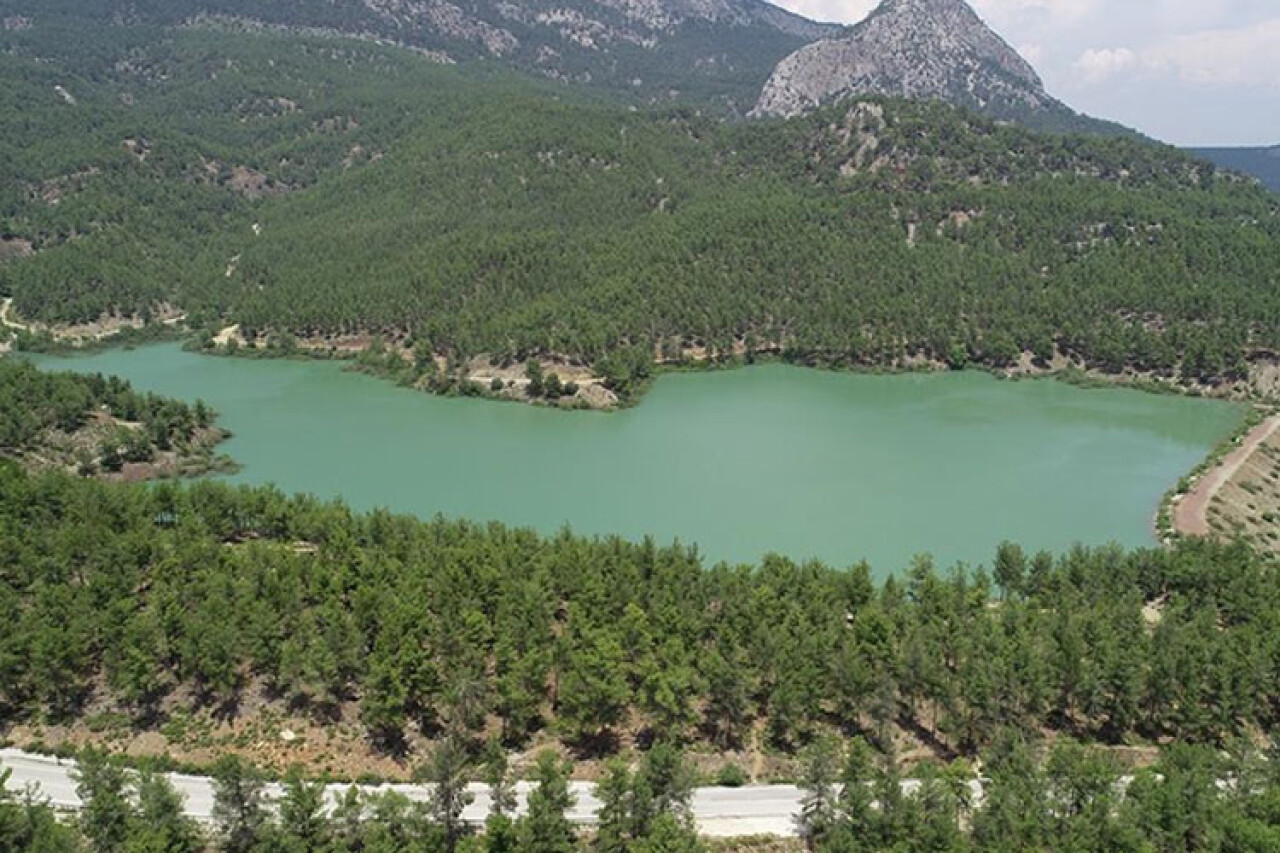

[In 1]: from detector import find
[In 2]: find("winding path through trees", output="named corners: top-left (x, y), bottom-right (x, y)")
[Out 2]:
top-left (0, 298), bottom-right (28, 332)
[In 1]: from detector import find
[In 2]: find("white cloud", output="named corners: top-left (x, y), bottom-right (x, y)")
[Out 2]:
top-left (1072, 47), bottom-right (1137, 84)
top-left (777, 0), bottom-right (876, 25)
top-left (1144, 18), bottom-right (1280, 88)
top-left (782, 0), bottom-right (1103, 28)
top-left (1071, 19), bottom-right (1280, 90)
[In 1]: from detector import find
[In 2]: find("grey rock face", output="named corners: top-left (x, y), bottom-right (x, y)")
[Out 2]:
top-left (110, 0), bottom-right (844, 108)
top-left (754, 0), bottom-right (1054, 119)
top-left (363, 0), bottom-right (837, 57)
top-left (363, 0), bottom-right (520, 55)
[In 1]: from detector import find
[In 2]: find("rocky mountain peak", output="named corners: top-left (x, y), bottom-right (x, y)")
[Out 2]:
top-left (870, 0), bottom-right (1042, 82)
top-left (752, 0), bottom-right (1052, 120)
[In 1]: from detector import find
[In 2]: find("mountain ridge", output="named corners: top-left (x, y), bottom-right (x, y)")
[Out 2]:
top-left (2, 0), bottom-right (844, 110)
top-left (1193, 145), bottom-right (1280, 192)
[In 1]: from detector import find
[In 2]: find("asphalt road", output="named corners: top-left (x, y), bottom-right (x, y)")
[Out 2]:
top-left (1, 749), bottom-right (807, 837)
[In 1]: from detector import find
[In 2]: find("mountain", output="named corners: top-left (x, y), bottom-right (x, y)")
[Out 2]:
top-left (1193, 146), bottom-right (1280, 192)
top-left (4, 0), bottom-right (842, 111)
top-left (753, 0), bottom-right (1129, 135)
top-left (2, 3), bottom-right (1277, 386)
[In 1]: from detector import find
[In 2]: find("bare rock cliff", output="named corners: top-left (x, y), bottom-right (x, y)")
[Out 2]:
top-left (753, 0), bottom-right (1053, 119)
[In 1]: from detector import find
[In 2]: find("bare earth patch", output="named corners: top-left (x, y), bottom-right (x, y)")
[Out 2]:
top-left (464, 355), bottom-right (617, 408)
top-left (208, 332), bottom-right (621, 409)
top-left (211, 324), bottom-right (243, 347)
top-left (198, 159), bottom-right (291, 199)
top-left (1249, 360), bottom-right (1280, 401)
top-left (0, 236), bottom-right (33, 261)
top-left (5, 691), bottom-right (749, 783)
top-left (1003, 352), bottom-right (1279, 405)
top-left (50, 313), bottom-right (146, 341)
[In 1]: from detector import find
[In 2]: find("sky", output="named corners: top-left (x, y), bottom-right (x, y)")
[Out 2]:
top-left (770, 0), bottom-right (1280, 146)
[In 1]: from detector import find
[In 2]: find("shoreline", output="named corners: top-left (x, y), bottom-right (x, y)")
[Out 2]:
top-left (1171, 413), bottom-right (1280, 539)
top-left (12, 315), bottom-right (1277, 411)
top-left (19, 327), bottom-right (1276, 554)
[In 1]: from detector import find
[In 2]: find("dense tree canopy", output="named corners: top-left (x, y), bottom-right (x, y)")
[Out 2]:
top-left (0, 359), bottom-right (214, 461)
top-left (1, 453), bottom-right (1277, 758)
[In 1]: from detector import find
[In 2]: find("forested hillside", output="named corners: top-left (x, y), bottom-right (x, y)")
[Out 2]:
top-left (0, 360), bottom-right (228, 477)
top-left (0, 22), bottom-right (453, 324)
top-left (1, 18), bottom-right (1276, 391)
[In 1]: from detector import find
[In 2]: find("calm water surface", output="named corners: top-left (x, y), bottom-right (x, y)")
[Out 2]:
top-left (32, 345), bottom-right (1245, 574)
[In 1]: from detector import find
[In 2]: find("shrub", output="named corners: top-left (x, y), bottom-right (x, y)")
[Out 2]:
top-left (715, 764), bottom-right (748, 787)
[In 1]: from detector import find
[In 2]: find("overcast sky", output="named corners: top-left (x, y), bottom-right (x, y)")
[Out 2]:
top-left (770, 0), bottom-right (1280, 146)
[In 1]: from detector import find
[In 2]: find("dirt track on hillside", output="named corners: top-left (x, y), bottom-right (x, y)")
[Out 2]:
top-left (1174, 415), bottom-right (1280, 537)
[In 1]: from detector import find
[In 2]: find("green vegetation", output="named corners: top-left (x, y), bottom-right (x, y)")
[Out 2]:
top-left (0, 358), bottom-right (225, 475)
top-left (794, 738), bottom-right (1280, 852)
top-left (3, 9), bottom-right (1280, 850)
top-left (2, 454), bottom-right (1278, 755)
top-left (1, 19), bottom-right (1277, 400)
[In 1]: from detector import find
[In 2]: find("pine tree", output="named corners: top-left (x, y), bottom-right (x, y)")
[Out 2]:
top-left (128, 770), bottom-right (203, 853)
top-left (796, 735), bottom-right (840, 847)
top-left (518, 751), bottom-right (576, 853)
top-left (482, 737), bottom-right (517, 819)
top-left (75, 748), bottom-right (133, 853)
top-left (423, 736), bottom-right (475, 852)
top-left (278, 766), bottom-right (329, 852)
top-left (593, 760), bottom-right (633, 853)
top-left (210, 755), bottom-right (268, 853)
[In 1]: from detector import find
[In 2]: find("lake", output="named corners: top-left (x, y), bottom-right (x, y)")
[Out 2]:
top-left (30, 344), bottom-right (1245, 573)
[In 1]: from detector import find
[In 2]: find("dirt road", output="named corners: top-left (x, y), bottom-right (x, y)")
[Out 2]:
top-left (1174, 415), bottom-right (1280, 537)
